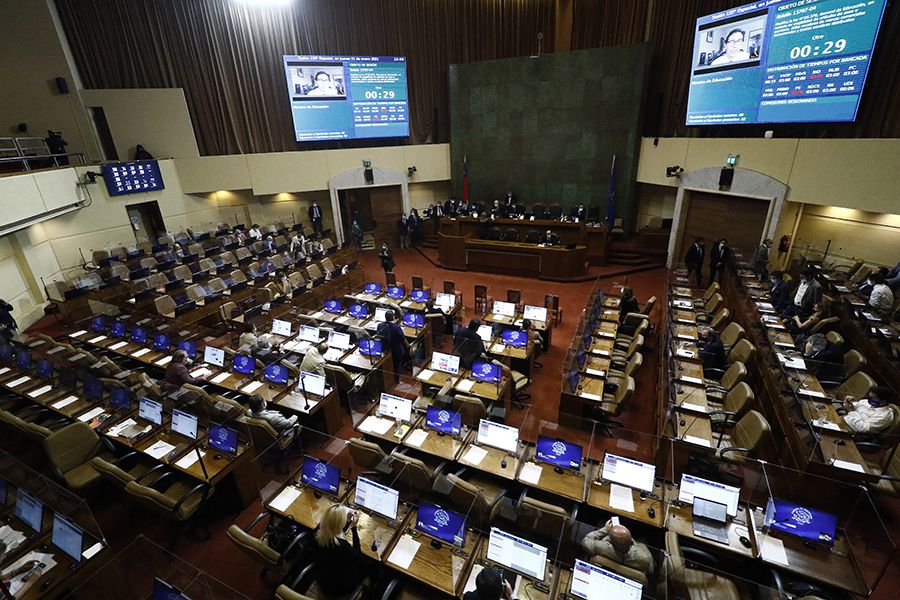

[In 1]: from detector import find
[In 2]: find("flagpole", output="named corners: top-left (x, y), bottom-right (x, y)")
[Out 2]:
top-left (606, 153), bottom-right (617, 230)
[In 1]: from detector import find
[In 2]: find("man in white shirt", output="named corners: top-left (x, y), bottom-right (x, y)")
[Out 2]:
top-left (787, 269), bottom-right (822, 318)
top-left (711, 29), bottom-right (749, 66)
top-left (868, 273), bottom-right (895, 314)
top-left (247, 394), bottom-right (298, 434)
top-left (299, 341), bottom-right (328, 375)
top-left (248, 224), bottom-right (263, 240)
top-left (843, 387), bottom-right (895, 434)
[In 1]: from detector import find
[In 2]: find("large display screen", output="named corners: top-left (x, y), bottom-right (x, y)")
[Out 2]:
top-left (101, 160), bottom-right (165, 196)
top-left (282, 55), bottom-right (409, 141)
top-left (686, 0), bottom-right (887, 125)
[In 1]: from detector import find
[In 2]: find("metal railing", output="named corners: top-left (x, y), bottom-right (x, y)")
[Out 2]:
top-left (0, 136), bottom-right (86, 173)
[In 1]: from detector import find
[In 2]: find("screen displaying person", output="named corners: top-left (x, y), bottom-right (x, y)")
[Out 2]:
top-left (711, 29), bottom-right (749, 66)
top-left (306, 71), bottom-right (342, 97)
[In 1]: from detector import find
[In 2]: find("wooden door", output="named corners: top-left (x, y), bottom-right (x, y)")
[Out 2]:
top-left (678, 192), bottom-right (769, 263)
top-left (368, 186), bottom-right (404, 247)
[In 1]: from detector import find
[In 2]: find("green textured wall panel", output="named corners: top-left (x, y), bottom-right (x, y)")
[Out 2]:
top-left (450, 43), bottom-right (652, 231)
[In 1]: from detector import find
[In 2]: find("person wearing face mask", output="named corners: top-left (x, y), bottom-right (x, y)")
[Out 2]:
top-left (786, 268), bottom-right (822, 318)
top-left (709, 238), bottom-right (731, 282)
top-left (842, 387), bottom-right (896, 434)
top-left (247, 394), bottom-right (299, 434)
top-left (751, 238), bottom-right (773, 279)
top-left (768, 271), bottom-right (791, 313)
top-left (802, 334), bottom-right (843, 382)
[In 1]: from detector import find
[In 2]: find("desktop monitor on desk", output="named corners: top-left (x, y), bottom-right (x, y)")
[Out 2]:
top-left (109, 387), bottom-right (133, 411)
top-left (232, 354), bottom-right (255, 375)
top-left (386, 286), bottom-right (405, 300)
top-left (476, 419), bottom-right (519, 454)
top-left (0, 345), bottom-right (12, 362)
top-left (15, 489), bottom-right (43, 532)
top-left (299, 325), bottom-right (320, 343)
top-left (91, 315), bottom-right (106, 332)
top-left (111, 321), bottom-right (127, 338)
top-left (567, 370), bottom-right (580, 393)
top-left (171, 409), bottom-right (199, 440)
top-left (301, 456), bottom-right (340, 495)
top-left (431, 352), bottom-right (460, 375)
top-left (359, 338), bottom-right (382, 357)
top-left (435, 292), bottom-right (456, 309)
top-left (203, 346), bottom-right (225, 367)
top-left (154, 578), bottom-right (191, 600)
top-left (36, 359), bottom-right (53, 379)
top-left (16, 351), bottom-right (31, 370)
top-left (83, 376), bottom-right (104, 401)
top-left (471, 360), bottom-right (501, 384)
top-left (410, 289), bottom-right (429, 303)
top-left (271, 319), bottom-right (292, 337)
top-left (425, 406), bottom-right (461, 436)
top-left (523, 305), bottom-right (548, 322)
top-left (402, 312), bottom-right (424, 328)
top-left (208, 425), bottom-right (239, 455)
top-left (416, 501), bottom-right (466, 547)
top-left (535, 436), bottom-right (582, 471)
top-left (492, 301), bottom-right (516, 318)
top-left (575, 350), bottom-right (587, 371)
top-left (678, 474), bottom-right (740, 518)
top-left (377, 393), bottom-right (413, 423)
top-left (601, 453), bottom-right (656, 493)
top-left (178, 340), bottom-right (197, 358)
top-left (364, 282), bottom-right (382, 295)
top-left (299, 371), bottom-right (327, 396)
top-left (348, 304), bottom-right (368, 319)
top-left (764, 497), bottom-right (838, 546)
top-left (487, 527), bottom-right (548, 582)
top-left (131, 327), bottom-right (148, 344)
top-left (373, 307), bottom-right (390, 323)
top-left (327, 330), bottom-right (351, 351)
top-left (139, 396), bottom-right (164, 426)
top-left (324, 300), bottom-right (342, 314)
top-left (570, 559), bottom-right (642, 600)
top-left (264, 363), bottom-right (289, 385)
top-left (354, 476), bottom-right (400, 520)
top-left (477, 325), bottom-right (494, 343)
top-left (52, 513), bottom-right (84, 563)
top-left (501, 329), bottom-right (527, 348)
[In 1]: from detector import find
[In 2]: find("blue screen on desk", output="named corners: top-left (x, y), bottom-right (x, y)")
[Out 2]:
top-left (765, 498), bottom-right (838, 545)
top-left (359, 339), bottom-right (382, 356)
top-left (575, 350), bottom-right (586, 370)
top-left (132, 327), bottom-right (147, 344)
top-left (416, 502), bottom-right (466, 546)
top-left (301, 456), bottom-right (340, 495)
top-left (0, 345), bottom-right (11, 361)
top-left (208, 426), bottom-right (238, 455)
top-left (349, 304), bottom-right (368, 318)
top-left (410, 289), bottom-right (429, 302)
top-left (83, 376), bottom-right (104, 400)
top-left (264, 364), bottom-right (289, 385)
top-left (110, 387), bottom-right (132, 410)
top-left (154, 578), bottom-right (191, 600)
top-left (502, 329), bottom-right (526, 348)
top-left (425, 407), bottom-right (461, 436)
top-left (15, 489), bottom-right (43, 532)
top-left (178, 340), bottom-right (197, 358)
top-left (36, 359), bottom-right (53, 379)
top-left (582, 331), bottom-right (592, 349)
top-left (686, 0), bottom-right (887, 127)
top-left (387, 286), bottom-right (404, 299)
top-left (471, 360), bottom-right (501, 383)
top-left (111, 321), bottom-right (126, 337)
top-left (233, 354), bottom-right (255, 375)
top-left (402, 312), bottom-right (424, 328)
top-left (91, 316), bottom-right (106, 332)
top-left (324, 300), bottom-right (342, 314)
top-left (536, 436), bottom-right (583, 470)
top-left (364, 283), bottom-right (382, 294)
top-left (16, 351), bottom-right (31, 370)
top-left (154, 334), bottom-right (170, 351)
top-left (568, 371), bottom-right (580, 392)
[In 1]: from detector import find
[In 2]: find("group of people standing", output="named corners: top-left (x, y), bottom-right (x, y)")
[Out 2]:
top-left (684, 236), bottom-right (733, 288)
top-left (396, 209), bottom-right (422, 249)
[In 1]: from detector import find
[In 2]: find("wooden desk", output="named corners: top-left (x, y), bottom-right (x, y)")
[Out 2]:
top-left (672, 412), bottom-right (714, 449)
top-left (266, 479), bottom-right (351, 529)
top-left (275, 388), bottom-right (342, 436)
top-left (382, 520), bottom-right (480, 596)
top-left (517, 457), bottom-right (587, 502)
top-left (458, 442), bottom-right (523, 482)
top-left (438, 236), bottom-right (588, 282)
top-left (402, 426), bottom-right (471, 462)
top-left (586, 471), bottom-right (666, 528)
top-left (666, 494), bottom-right (757, 559)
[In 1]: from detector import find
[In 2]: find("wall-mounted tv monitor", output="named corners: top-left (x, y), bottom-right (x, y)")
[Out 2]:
top-left (101, 160), bottom-right (165, 196)
top-left (282, 55), bottom-right (409, 142)
top-left (686, 0), bottom-right (887, 126)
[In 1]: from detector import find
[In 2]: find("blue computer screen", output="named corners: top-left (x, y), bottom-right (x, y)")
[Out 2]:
top-left (386, 286), bottom-right (404, 300)
top-left (364, 283), bottom-right (382, 294)
top-left (15, 489), bottom-right (43, 532)
top-left (264, 364), bottom-right (289, 385)
top-left (83, 377), bottom-right (104, 400)
top-left (178, 340), bottom-right (197, 358)
top-left (402, 312), bottom-right (424, 328)
top-left (132, 327), bottom-right (147, 344)
top-left (91, 316), bottom-right (106, 332)
top-left (36, 359), bottom-right (53, 379)
top-left (349, 304), bottom-right (368, 318)
top-left (324, 300), bottom-right (342, 314)
top-left (111, 321), bottom-right (127, 337)
top-left (410, 289), bottom-right (429, 302)
top-left (536, 436), bottom-right (583, 470)
top-left (110, 387), bottom-right (132, 410)
top-left (765, 498), bottom-right (838, 545)
top-left (416, 502), bottom-right (466, 546)
top-left (471, 360), bottom-right (501, 383)
top-left (300, 456), bottom-right (340, 495)
top-left (502, 329), bottom-right (527, 348)
top-left (154, 334), bottom-right (170, 351)
top-left (208, 426), bottom-right (239, 455)
top-left (232, 354), bottom-right (255, 375)
top-left (16, 351), bottom-right (31, 370)
top-left (425, 407), bottom-right (461, 436)
top-left (359, 339), bottom-right (382, 356)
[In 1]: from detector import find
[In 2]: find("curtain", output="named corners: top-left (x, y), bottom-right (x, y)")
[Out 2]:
top-left (56, 0), bottom-right (555, 155)
top-left (571, 0), bottom-right (649, 49)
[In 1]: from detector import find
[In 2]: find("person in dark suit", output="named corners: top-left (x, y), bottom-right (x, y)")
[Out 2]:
top-left (376, 310), bottom-right (409, 377)
top-left (407, 209), bottom-right (422, 245)
top-left (618, 286), bottom-right (640, 323)
top-left (709, 238), bottom-right (731, 282)
top-left (698, 327), bottom-right (726, 376)
top-left (444, 197), bottom-right (460, 217)
top-left (768, 271), bottom-right (791, 313)
top-left (491, 200), bottom-right (509, 219)
top-left (569, 203), bottom-right (587, 221)
top-left (684, 237), bottom-right (705, 287)
top-left (463, 567), bottom-right (514, 600)
top-left (803, 334), bottom-right (843, 383)
top-left (453, 319), bottom-right (486, 369)
top-left (509, 202), bottom-right (526, 218)
top-left (378, 243), bottom-right (395, 274)
top-left (505, 191), bottom-right (516, 205)
top-left (308, 202), bottom-right (324, 235)
top-left (540, 229), bottom-right (560, 246)
top-left (785, 268), bottom-right (822, 318)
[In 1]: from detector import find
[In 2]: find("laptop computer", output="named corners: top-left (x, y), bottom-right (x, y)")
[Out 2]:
top-left (691, 497), bottom-right (730, 544)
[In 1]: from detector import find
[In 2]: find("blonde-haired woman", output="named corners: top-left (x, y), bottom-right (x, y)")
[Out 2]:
top-left (307, 504), bottom-right (368, 595)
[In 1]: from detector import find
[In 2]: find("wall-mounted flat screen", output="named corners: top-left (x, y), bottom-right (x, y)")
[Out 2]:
top-left (101, 160), bottom-right (165, 196)
top-left (686, 0), bottom-right (887, 125)
top-left (283, 55), bottom-right (409, 142)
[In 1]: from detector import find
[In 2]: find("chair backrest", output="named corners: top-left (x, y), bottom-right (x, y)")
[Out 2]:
top-left (810, 316), bottom-right (839, 335)
top-left (226, 525), bottom-right (281, 569)
top-left (642, 296), bottom-right (657, 317)
top-left (825, 331), bottom-right (844, 347)
top-left (507, 289), bottom-right (522, 305)
top-left (274, 585), bottom-right (315, 600)
top-left (386, 271), bottom-right (397, 286)
top-left (547, 204), bottom-right (563, 219)
top-left (44, 422), bottom-right (101, 475)
top-left (614, 376), bottom-right (635, 404)
top-left (489, 227), bottom-right (502, 240)
top-left (721, 361), bottom-right (747, 390)
top-left (390, 454), bottom-right (433, 490)
top-left (242, 417), bottom-right (281, 450)
top-left (720, 322), bottom-right (745, 347)
top-left (517, 495), bottom-right (569, 540)
top-left (446, 474), bottom-right (496, 529)
top-left (320, 257), bottom-right (335, 273)
top-left (849, 265), bottom-right (871, 285)
top-left (626, 335), bottom-right (645, 358)
top-left (412, 275), bottom-right (425, 289)
top-left (186, 284), bottom-right (206, 302)
top-left (709, 307), bottom-right (730, 329)
top-left (525, 230), bottom-right (541, 243)
top-left (589, 554), bottom-right (649, 587)
top-left (306, 263), bottom-right (323, 280)
top-left (723, 382), bottom-right (754, 418)
top-left (502, 228), bottom-right (518, 241)
top-left (704, 293), bottom-right (723, 314)
top-left (154, 295), bottom-right (177, 316)
top-left (531, 203), bottom-right (546, 218)
top-left (842, 350), bottom-right (866, 378)
top-left (443, 280), bottom-right (455, 294)
top-left (324, 364), bottom-right (354, 393)
top-left (474, 285), bottom-right (488, 300)
top-left (731, 410), bottom-right (772, 458)
top-left (173, 265), bottom-right (191, 280)
top-left (728, 339), bottom-right (755, 364)
top-left (450, 394), bottom-right (487, 427)
top-left (90, 456), bottom-right (137, 489)
top-left (703, 282), bottom-right (720, 301)
top-left (835, 371), bottom-right (876, 399)
top-left (348, 438), bottom-right (387, 470)
top-left (623, 353), bottom-right (643, 378)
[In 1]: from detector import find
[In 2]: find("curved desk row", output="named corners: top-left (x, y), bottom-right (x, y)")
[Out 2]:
top-left (438, 234), bottom-right (587, 281)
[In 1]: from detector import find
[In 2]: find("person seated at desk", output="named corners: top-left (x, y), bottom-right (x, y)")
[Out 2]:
top-left (580, 520), bottom-right (655, 579)
top-left (522, 318), bottom-right (543, 353)
top-left (300, 341), bottom-right (328, 376)
top-left (508, 201), bottom-right (526, 218)
top-left (248, 224), bottom-right (263, 241)
top-left (867, 272), bottom-right (895, 315)
top-left (240, 323), bottom-right (263, 348)
top-left (425, 299), bottom-right (451, 334)
top-left (304, 505), bottom-right (370, 597)
top-left (453, 319), bottom-right (486, 369)
top-left (377, 310), bottom-right (409, 375)
top-left (464, 567), bottom-right (515, 600)
top-left (618, 286), bottom-right (640, 323)
top-left (803, 334), bottom-right (843, 382)
top-left (842, 386), bottom-right (896, 434)
top-left (768, 271), bottom-right (791, 313)
top-left (539, 230), bottom-right (559, 246)
top-left (698, 327), bottom-right (726, 375)
top-left (247, 394), bottom-right (299, 434)
top-left (490, 199), bottom-right (509, 219)
top-left (164, 350), bottom-right (206, 388)
top-left (570, 203), bottom-right (587, 221)
top-left (786, 269), bottom-right (822, 318)
top-left (788, 300), bottom-right (831, 341)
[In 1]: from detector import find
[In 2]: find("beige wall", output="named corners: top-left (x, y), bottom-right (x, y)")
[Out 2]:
top-left (0, 0), bottom-right (99, 159)
top-left (792, 205), bottom-right (900, 268)
top-left (79, 89), bottom-right (200, 160)
top-left (634, 183), bottom-right (677, 228)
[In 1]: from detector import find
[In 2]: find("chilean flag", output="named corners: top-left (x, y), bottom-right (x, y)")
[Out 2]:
top-left (462, 154), bottom-right (469, 202)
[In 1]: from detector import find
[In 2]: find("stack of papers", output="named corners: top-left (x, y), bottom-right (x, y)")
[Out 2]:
top-left (455, 379), bottom-right (475, 393)
top-left (269, 486), bottom-right (302, 512)
top-left (211, 372), bottom-right (231, 384)
top-left (241, 381), bottom-right (264, 393)
top-left (405, 429), bottom-right (429, 447)
top-left (358, 416), bottom-right (393, 435)
top-left (387, 535), bottom-right (421, 569)
top-left (416, 369), bottom-right (435, 381)
top-left (609, 483), bottom-right (635, 512)
top-left (462, 446), bottom-right (488, 465)
top-left (518, 462), bottom-right (542, 485)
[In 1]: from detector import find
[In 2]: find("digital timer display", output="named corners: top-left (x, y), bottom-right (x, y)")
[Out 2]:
top-left (283, 55), bottom-right (409, 142)
top-left (686, 0), bottom-right (887, 126)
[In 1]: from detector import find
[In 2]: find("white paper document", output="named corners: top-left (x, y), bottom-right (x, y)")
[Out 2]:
top-left (405, 429), bottom-right (429, 447)
top-left (831, 459), bottom-right (865, 472)
top-left (52, 395), bottom-right (79, 409)
top-left (684, 435), bottom-right (710, 447)
top-left (455, 379), bottom-right (475, 393)
top-left (591, 348), bottom-right (611, 356)
top-left (416, 369), bottom-right (435, 381)
top-left (518, 462), bottom-right (542, 485)
top-left (175, 450), bottom-right (206, 469)
top-left (759, 535), bottom-right (789, 566)
top-left (387, 535), bottom-right (421, 569)
top-left (191, 367), bottom-right (212, 378)
top-left (0, 367), bottom-right (9, 376)
top-left (462, 446), bottom-right (488, 465)
top-left (359, 416), bottom-right (393, 435)
top-left (813, 419), bottom-right (841, 431)
top-left (27, 385), bottom-right (52, 398)
top-left (83, 542), bottom-right (104, 560)
top-left (586, 368), bottom-right (606, 377)
top-left (580, 391), bottom-right (602, 401)
top-left (797, 389), bottom-right (826, 399)
top-left (132, 348), bottom-right (151, 357)
top-left (241, 381), bottom-right (264, 394)
top-left (7, 376), bottom-right (31, 388)
top-left (109, 341), bottom-right (128, 351)
top-left (155, 355), bottom-right (174, 365)
top-left (679, 402), bottom-right (707, 413)
top-left (77, 407), bottom-right (105, 422)
top-left (678, 376), bottom-right (703, 385)
top-left (609, 483), bottom-right (635, 513)
top-left (69, 330), bottom-right (87, 338)
top-left (491, 343), bottom-right (506, 353)
top-left (269, 486), bottom-right (302, 512)
top-left (211, 372), bottom-right (230, 384)
top-left (146, 441), bottom-right (176, 459)
top-left (88, 335), bottom-right (108, 344)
